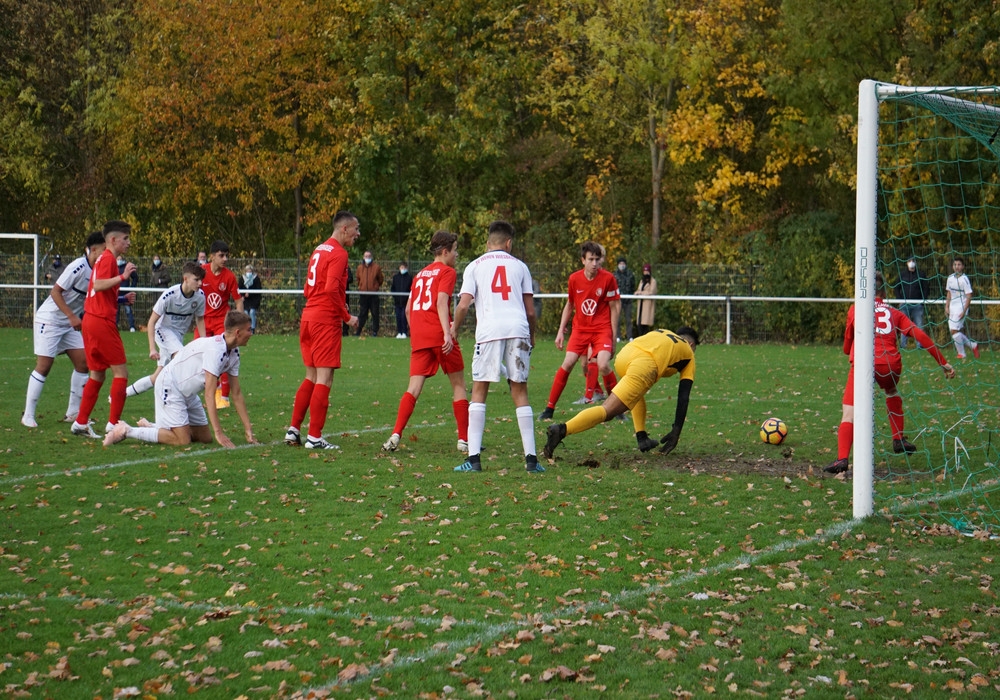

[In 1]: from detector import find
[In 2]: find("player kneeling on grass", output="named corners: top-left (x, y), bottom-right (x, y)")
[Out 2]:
top-left (104, 310), bottom-right (258, 448)
top-left (124, 261), bottom-right (207, 398)
top-left (543, 327), bottom-right (698, 460)
top-left (824, 272), bottom-right (954, 475)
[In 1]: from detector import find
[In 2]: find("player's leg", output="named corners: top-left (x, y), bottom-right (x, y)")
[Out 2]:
top-left (825, 369), bottom-right (855, 473)
top-left (456, 342), bottom-right (497, 471)
top-left (504, 338), bottom-right (538, 471)
top-left (64, 348), bottom-right (89, 423)
top-left (305, 366), bottom-right (335, 447)
top-left (442, 345), bottom-right (469, 451)
top-left (288, 324), bottom-right (317, 444)
top-left (74, 323), bottom-right (111, 434)
top-left (542, 350), bottom-right (580, 418)
top-left (596, 348), bottom-right (618, 394)
top-left (107, 360), bottom-right (129, 428)
top-left (384, 373), bottom-right (427, 451)
top-left (23, 353), bottom-right (55, 428)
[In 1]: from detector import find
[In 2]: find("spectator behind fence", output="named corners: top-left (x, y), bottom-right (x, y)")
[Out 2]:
top-left (895, 257), bottom-right (928, 349)
top-left (391, 261), bottom-right (413, 338)
top-left (44, 254), bottom-right (63, 285)
top-left (635, 264), bottom-right (658, 336)
top-left (241, 264), bottom-right (263, 333)
top-left (150, 253), bottom-right (171, 288)
top-left (356, 249), bottom-right (384, 337)
top-left (614, 257), bottom-right (636, 342)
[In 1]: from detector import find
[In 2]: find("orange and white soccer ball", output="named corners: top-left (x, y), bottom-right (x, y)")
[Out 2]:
top-left (760, 418), bottom-right (788, 445)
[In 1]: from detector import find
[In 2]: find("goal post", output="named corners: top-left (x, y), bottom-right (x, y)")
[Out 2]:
top-left (0, 233), bottom-right (48, 321)
top-left (855, 81), bottom-right (1000, 531)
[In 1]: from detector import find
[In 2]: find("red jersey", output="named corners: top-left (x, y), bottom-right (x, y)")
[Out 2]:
top-left (845, 298), bottom-right (945, 367)
top-left (302, 237), bottom-right (351, 324)
top-left (201, 264), bottom-right (242, 331)
top-left (408, 261), bottom-right (456, 350)
top-left (567, 268), bottom-right (619, 334)
top-left (83, 248), bottom-right (121, 322)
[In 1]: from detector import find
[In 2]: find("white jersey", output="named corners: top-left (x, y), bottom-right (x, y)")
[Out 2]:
top-left (34, 255), bottom-right (92, 326)
top-left (946, 273), bottom-right (972, 319)
top-left (161, 335), bottom-right (240, 397)
top-left (152, 284), bottom-right (206, 337)
top-left (459, 250), bottom-right (533, 342)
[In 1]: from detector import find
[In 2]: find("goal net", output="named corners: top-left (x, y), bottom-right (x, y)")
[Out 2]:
top-left (854, 81), bottom-right (1000, 535)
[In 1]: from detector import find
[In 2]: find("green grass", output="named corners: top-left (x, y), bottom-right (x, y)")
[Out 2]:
top-left (2, 330), bottom-right (997, 698)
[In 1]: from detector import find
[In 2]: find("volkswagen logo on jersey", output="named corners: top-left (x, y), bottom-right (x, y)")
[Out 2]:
top-left (581, 298), bottom-right (598, 316)
top-left (207, 292), bottom-right (224, 309)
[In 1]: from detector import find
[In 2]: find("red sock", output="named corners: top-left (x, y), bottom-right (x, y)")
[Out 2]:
top-left (291, 379), bottom-right (315, 430)
top-left (837, 421), bottom-right (853, 460)
top-left (393, 392), bottom-right (418, 436)
top-left (585, 363), bottom-right (599, 400)
top-left (885, 395), bottom-right (904, 439)
top-left (453, 399), bottom-right (469, 441)
top-left (109, 377), bottom-right (128, 424)
top-left (547, 367), bottom-right (570, 408)
top-left (603, 370), bottom-right (618, 394)
top-left (306, 383), bottom-right (331, 438)
top-left (220, 373), bottom-right (230, 398)
top-left (76, 378), bottom-right (103, 425)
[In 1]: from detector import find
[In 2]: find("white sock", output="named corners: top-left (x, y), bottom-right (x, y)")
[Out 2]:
top-left (24, 370), bottom-right (46, 418)
top-left (516, 405), bottom-right (536, 456)
top-left (468, 402), bottom-right (487, 457)
top-left (126, 426), bottom-right (160, 443)
top-left (953, 333), bottom-right (966, 356)
top-left (127, 375), bottom-right (154, 397)
top-left (66, 370), bottom-right (88, 418)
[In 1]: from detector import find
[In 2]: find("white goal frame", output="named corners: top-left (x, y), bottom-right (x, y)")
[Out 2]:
top-left (854, 80), bottom-right (1000, 518)
top-left (0, 233), bottom-right (46, 312)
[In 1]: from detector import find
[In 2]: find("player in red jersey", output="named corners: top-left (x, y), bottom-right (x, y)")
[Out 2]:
top-left (197, 240), bottom-right (243, 408)
top-left (284, 211), bottom-right (361, 450)
top-left (72, 220), bottom-right (137, 438)
top-left (824, 272), bottom-right (955, 475)
top-left (539, 241), bottom-right (620, 421)
top-left (381, 231), bottom-right (469, 453)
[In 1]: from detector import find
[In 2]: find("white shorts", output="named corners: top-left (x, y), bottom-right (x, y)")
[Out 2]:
top-left (154, 373), bottom-right (207, 429)
top-left (471, 338), bottom-right (532, 384)
top-left (155, 328), bottom-right (185, 367)
top-left (33, 320), bottom-right (83, 358)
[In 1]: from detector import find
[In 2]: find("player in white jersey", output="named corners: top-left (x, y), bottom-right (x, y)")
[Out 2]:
top-left (22, 231), bottom-right (106, 428)
top-left (944, 256), bottom-right (979, 360)
top-left (450, 220), bottom-right (540, 473)
top-left (124, 262), bottom-right (207, 398)
top-left (104, 310), bottom-right (258, 448)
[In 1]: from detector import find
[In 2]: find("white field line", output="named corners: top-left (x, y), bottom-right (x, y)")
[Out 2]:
top-left (0, 422), bottom-right (438, 487)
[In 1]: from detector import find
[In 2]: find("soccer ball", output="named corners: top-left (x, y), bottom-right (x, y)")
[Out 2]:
top-left (760, 418), bottom-right (788, 445)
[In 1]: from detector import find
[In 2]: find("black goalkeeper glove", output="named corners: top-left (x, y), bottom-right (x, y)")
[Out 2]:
top-left (636, 431), bottom-right (658, 453)
top-left (658, 427), bottom-right (680, 455)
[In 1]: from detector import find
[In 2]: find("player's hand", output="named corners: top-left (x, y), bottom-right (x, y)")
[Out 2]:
top-left (347, 315), bottom-right (359, 329)
top-left (124, 261), bottom-right (137, 278)
top-left (149, 351), bottom-right (160, 361)
top-left (216, 433), bottom-right (235, 448)
top-left (942, 363), bottom-right (956, 379)
top-left (245, 430), bottom-right (259, 444)
top-left (124, 291), bottom-right (136, 305)
top-left (658, 427), bottom-right (680, 455)
top-left (554, 331), bottom-right (565, 351)
top-left (69, 315), bottom-right (82, 331)
top-left (442, 334), bottom-right (454, 354)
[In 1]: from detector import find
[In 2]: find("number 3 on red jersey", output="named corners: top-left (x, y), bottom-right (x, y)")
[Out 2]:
top-left (491, 266), bottom-right (512, 300)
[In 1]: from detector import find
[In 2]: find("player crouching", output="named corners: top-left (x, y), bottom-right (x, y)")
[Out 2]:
top-left (104, 310), bottom-right (258, 448)
top-left (544, 327), bottom-right (698, 460)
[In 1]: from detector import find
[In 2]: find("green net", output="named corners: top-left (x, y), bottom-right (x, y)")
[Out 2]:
top-left (875, 85), bottom-right (1000, 537)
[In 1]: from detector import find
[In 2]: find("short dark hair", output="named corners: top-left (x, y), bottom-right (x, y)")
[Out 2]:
top-left (209, 240), bottom-right (230, 254)
top-left (333, 210), bottom-right (357, 229)
top-left (224, 309), bottom-right (251, 331)
top-left (181, 261), bottom-right (206, 279)
top-left (676, 326), bottom-right (700, 347)
top-left (487, 220), bottom-right (515, 245)
top-left (431, 230), bottom-right (458, 256)
top-left (581, 241), bottom-right (602, 259)
top-left (103, 220), bottom-right (131, 237)
top-left (953, 255), bottom-right (965, 265)
top-left (85, 231), bottom-right (105, 249)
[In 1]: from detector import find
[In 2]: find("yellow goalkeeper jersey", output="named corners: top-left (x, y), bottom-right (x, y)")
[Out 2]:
top-left (630, 329), bottom-right (696, 382)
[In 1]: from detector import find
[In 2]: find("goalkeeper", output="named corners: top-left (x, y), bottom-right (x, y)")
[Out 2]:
top-left (543, 327), bottom-right (698, 459)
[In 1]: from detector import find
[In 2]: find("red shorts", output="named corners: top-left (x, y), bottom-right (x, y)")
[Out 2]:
top-left (842, 362), bottom-right (901, 405)
top-left (410, 344), bottom-right (464, 378)
top-left (82, 315), bottom-right (126, 370)
top-left (300, 319), bottom-right (342, 369)
top-left (196, 318), bottom-right (224, 338)
top-left (567, 328), bottom-right (614, 358)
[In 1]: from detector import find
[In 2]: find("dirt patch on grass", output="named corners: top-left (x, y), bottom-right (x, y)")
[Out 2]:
top-left (581, 450), bottom-right (824, 479)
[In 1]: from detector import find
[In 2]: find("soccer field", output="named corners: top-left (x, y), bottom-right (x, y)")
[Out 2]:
top-left (2, 331), bottom-right (995, 697)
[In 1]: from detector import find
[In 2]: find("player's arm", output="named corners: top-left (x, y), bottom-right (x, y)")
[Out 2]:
top-left (555, 300), bottom-right (572, 350)
top-left (147, 311), bottom-right (162, 359)
top-left (905, 323), bottom-right (955, 378)
top-left (451, 293), bottom-right (474, 337)
top-left (659, 378), bottom-right (694, 455)
top-left (203, 371), bottom-right (233, 448)
top-left (963, 288), bottom-right (972, 317)
top-left (609, 297), bottom-right (621, 343)
top-left (523, 292), bottom-right (536, 348)
top-left (94, 262), bottom-right (136, 291)
top-left (228, 376), bottom-right (258, 444)
top-left (49, 284), bottom-right (81, 330)
top-left (436, 291), bottom-right (454, 353)
top-left (195, 314), bottom-right (206, 338)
